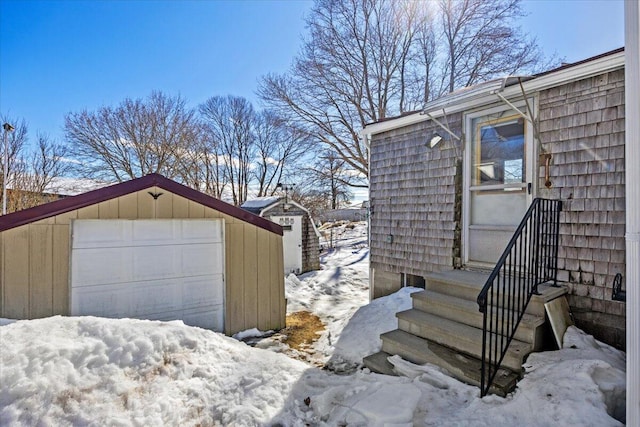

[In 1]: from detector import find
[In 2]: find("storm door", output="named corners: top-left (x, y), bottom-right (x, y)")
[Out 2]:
top-left (464, 106), bottom-right (534, 266)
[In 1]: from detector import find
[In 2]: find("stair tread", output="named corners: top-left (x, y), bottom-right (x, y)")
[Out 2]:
top-left (396, 309), bottom-right (532, 358)
top-left (412, 290), bottom-right (545, 328)
top-left (426, 270), bottom-right (489, 290)
top-left (362, 351), bottom-right (397, 376)
top-left (378, 330), bottom-right (519, 396)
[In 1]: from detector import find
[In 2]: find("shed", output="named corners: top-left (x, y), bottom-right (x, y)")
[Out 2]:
top-left (242, 197), bottom-right (320, 274)
top-left (0, 174), bottom-right (285, 335)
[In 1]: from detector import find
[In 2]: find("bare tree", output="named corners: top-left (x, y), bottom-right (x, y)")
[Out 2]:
top-left (11, 134), bottom-right (73, 211)
top-left (65, 91), bottom-right (199, 182)
top-left (253, 111), bottom-right (310, 198)
top-left (175, 122), bottom-right (227, 199)
top-left (260, 0), bottom-right (424, 182)
top-left (305, 150), bottom-right (353, 210)
top-left (1, 116), bottom-right (73, 213)
top-left (199, 96), bottom-right (255, 206)
top-left (440, 0), bottom-right (540, 92)
top-left (259, 0), bottom-right (547, 181)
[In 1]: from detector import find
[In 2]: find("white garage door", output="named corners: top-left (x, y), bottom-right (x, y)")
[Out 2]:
top-left (70, 219), bottom-right (225, 331)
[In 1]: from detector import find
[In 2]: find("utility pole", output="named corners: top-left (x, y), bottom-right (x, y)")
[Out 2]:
top-left (2, 122), bottom-right (15, 215)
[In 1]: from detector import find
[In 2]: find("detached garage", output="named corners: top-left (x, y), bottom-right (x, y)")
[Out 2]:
top-left (0, 174), bottom-right (285, 335)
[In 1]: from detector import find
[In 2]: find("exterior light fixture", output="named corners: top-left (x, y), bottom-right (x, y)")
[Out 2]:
top-left (2, 122), bottom-right (15, 215)
top-left (427, 132), bottom-right (444, 149)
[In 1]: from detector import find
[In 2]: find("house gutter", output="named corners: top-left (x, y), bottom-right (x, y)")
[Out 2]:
top-left (625, 1), bottom-right (640, 424)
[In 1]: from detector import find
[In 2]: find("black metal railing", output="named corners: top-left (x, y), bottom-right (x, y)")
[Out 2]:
top-left (476, 198), bottom-right (562, 397)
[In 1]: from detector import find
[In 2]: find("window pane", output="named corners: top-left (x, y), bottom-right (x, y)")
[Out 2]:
top-left (472, 117), bottom-right (525, 186)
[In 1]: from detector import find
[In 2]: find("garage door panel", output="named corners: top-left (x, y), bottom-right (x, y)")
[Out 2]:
top-left (182, 307), bottom-right (223, 330)
top-left (180, 243), bottom-right (224, 276)
top-left (132, 246), bottom-right (180, 281)
top-left (181, 220), bottom-right (223, 243)
top-left (72, 220), bottom-right (131, 249)
top-left (182, 275), bottom-right (224, 308)
top-left (132, 220), bottom-right (179, 246)
top-left (72, 247), bottom-right (133, 286)
top-left (71, 219), bottom-right (225, 332)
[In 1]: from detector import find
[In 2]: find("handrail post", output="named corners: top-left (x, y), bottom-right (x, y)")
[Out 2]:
top-left (477, 198), bottom-right (562, 396)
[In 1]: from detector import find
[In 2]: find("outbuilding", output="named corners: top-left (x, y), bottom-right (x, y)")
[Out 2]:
top-left (242, 197), bottom-right (320, 274)
top-left (0, 174), bottom-right (285, 335)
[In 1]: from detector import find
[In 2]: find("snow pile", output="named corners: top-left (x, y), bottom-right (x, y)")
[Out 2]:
top-left (0, 316), bottom-right (309, 426)
top-left (0, 221), bottom-right (626, 425)
top-left (275, 221), bottom-right (370, 365)
top-left (325, 286), bottom-right (421, 372)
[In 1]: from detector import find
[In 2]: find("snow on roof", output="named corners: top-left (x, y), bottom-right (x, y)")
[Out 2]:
top-left (241, 196), bottom-right (282, 209)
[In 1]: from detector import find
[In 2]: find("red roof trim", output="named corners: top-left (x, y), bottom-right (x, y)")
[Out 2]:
top-left (0, 174), bottom-right (283, 235)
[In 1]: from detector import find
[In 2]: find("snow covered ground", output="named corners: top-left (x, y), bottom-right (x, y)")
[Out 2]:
top-left (0, 221), bottom-right (627, 426)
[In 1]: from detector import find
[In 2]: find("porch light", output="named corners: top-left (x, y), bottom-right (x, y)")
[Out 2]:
top-left (427, 132), bottom-right (444, 149)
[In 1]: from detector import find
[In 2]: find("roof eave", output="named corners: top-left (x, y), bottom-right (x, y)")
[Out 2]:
top-left (0, 174), bottom-right (283, 236)
top-left (361, 49), bottom-right (625, 138)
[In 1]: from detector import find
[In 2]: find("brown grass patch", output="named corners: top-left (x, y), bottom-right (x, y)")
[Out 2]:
top-left (283, 311), bottom-right (325, 350)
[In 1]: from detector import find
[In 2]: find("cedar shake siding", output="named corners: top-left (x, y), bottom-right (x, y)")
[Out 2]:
top-left (537, 69), bottom-right (626, 348)
top-left (369, 113), bottom-right (462, 298)
top-left (366, 50), bottom-right (626, 349)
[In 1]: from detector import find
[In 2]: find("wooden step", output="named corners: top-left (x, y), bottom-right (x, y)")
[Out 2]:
top-left (396, 309), bottom-right (530, 371)
top-left (362, 351), bottom-right (396, 376)
top-left (411, 290), bottom-right (545, 347)
top-left (378, 330), bottom-right (519, 397)
top-left (425, 270), bottom-right (568, 317)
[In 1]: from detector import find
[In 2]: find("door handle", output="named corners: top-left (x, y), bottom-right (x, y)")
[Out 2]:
top-left (527, 182), bottom-right (532, 194)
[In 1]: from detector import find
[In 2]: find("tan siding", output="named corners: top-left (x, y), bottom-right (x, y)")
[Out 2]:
top-left (2, 227), bottom-right (30, 318)
top-left (137, 190), bottom-right (154, 218)
top-left (98, 199), bottom-right (119, 219)
top-left (256, 228), bottom-right (271, 330)
top-left (118, 193), bottom-right (138, 218)
top-left (204, 207), bottom-right (221, 219)
top-left (156, 188), bottom-right (173, 218)
top-left (52, 225), bottom-right (70, 314)
top-left (243, 225), bottom-right (258, 330)
top-left (54, 210), bottom-right (78, 225)
top-left (77, 204), bottom-right (99, 219)
top-left (29, 225), bottom-right (54, 318)
top-left (170, 195), bottom-right (188, 217)
top-left (0, 188), bottom-right (285, 336)
top-left (188, 201), bottom-right (205, 218)
top-left (269, 233), bottom-right (284, 329)
top-left (226, 222), bottom-right (245, 334)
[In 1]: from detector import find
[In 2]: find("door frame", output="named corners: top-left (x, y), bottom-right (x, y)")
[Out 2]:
top-left (462, 99), bottom-right (537, 267)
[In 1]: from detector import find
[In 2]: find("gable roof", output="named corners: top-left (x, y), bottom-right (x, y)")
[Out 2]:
top-left (241, 196), bottom-right (283, 215)
top-left (0, 173), bottom-right (283, 235)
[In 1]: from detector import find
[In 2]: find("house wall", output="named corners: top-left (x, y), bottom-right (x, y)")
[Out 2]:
top-left (537, 68), bottom-right (626, 348)
top-left (266, 204), bottom-right (320, 273)
top-left (0, 186), bottom-right (285, 335)
top-left (369, 114), bottom-right (462, 298)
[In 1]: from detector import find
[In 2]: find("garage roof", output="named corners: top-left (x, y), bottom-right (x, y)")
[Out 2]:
top-left (0, 173), bottom-right (283, 235)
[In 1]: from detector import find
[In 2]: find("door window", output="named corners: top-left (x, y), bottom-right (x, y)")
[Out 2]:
top-left (472, 116), bottom-right (526, 187)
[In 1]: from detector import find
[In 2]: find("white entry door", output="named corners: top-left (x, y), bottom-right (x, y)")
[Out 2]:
top-left (271, 215), bottom-right (303, 274)
top-left (464, 105), bottom-right (534, 266)
top-left (70, 219), bottom-right (225, 331)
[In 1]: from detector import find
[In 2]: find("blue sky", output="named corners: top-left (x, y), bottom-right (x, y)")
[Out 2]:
top-left (0, 0), bottom-right (625, 144)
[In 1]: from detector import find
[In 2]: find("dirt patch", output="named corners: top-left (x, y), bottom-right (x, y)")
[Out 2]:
top-left (283, 311), bottom-right (325, 351)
